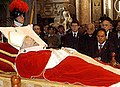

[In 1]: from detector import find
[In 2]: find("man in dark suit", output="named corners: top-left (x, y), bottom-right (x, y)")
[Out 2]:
top-left (82, 23), bottom-right (97, 56)
top-left (115, 21), bottom-right (120, 63)
top-left (101, 17), bottom-right (118, 49)
top-left (62, 20), bottom-right (83, 52)
top-left (92, 28), bottom-right (116, 63)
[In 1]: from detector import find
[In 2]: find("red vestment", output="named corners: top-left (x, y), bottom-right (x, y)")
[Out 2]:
top-left (15, 50), bottom-right (120, 86)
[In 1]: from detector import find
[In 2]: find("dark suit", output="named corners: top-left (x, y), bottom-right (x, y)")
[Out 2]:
top-left (63, 31), bottom-right (83, 52)
top-left (115, 33), bottom-right (120, 63)
top-left (82, 32), bottom-right (97, 56)
top-left (91, 40), bottom-right (116, 63)
top-left (107, 31), bottom-right (118, 49)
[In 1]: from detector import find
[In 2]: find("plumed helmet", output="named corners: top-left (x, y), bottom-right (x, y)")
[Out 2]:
top-left (9, 0), bottom-right (28, 19)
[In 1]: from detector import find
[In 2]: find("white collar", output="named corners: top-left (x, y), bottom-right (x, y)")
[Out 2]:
top-left (98, 41), bottom-right (106, 48)
top-left (89, 34), bottom-right (92, 37)
top-left (14, 20), bottom-right (23, 27)
top-left (106, 31), bottom-right (109, 39)
top-left (72, 31), bottom-right (78, 35)
top-left (72, 31), bottom-right (78, 37)
top-left (118, 32), bottom-right (120, 38)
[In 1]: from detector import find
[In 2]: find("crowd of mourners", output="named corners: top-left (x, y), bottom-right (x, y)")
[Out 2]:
top-left (33, 15), bottom-right (120, 65)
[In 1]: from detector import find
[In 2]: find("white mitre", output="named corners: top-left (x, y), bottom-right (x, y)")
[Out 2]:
top-left (0, 24), bottom-right (48, 51)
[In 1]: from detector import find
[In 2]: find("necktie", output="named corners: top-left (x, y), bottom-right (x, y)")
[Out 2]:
top-left (73, 33), bottom-right (76, 37)
top-left (99, 44), bottom-right (102, 52)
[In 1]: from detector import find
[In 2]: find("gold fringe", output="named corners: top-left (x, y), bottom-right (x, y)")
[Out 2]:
top-left (0, 70), bottom-right (3, 72)
top-left (0, 49), bottom-right (17, 57)
top-left (0, 58), bottom-right (15, 70)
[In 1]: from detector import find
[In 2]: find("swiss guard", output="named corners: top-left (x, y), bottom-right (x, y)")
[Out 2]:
top-left (0, 0), bottom-right (28, 72)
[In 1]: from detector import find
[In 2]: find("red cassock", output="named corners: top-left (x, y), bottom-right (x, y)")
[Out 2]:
top-left (15, 50), bottom-right (120, 86)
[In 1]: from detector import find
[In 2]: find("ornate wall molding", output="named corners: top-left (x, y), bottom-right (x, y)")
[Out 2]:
top-left (37, 0), bottom-right (74, 18)
top-left (113, 0), bottom-right (120, 20)
top-left (91, 0), bottom-right (102, 21)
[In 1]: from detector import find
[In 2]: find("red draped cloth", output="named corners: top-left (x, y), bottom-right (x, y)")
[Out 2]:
top-left (15, 50), bottom-right (120, 86)
top-left (15, 50), bottom-right (51, 78)
top-left (44, 56), bottom-right (120, 86)
top-left (0, 43), bottom-right (18, 72)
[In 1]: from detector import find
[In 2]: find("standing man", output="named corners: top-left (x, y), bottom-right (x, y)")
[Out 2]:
top-left (0, 0), bottom-right (29, 72)
top-left (63, 20), bottom-right (83, 52)
top-left (115, 21), bottom-right (120, 63)
top-left (2, 0), bottom-right (29, 42)
top-left (82, 23), bottom-right (97, 56)
top-left (101, 17), bottom-right (118, 49)
top-left (9, 0), bottom-right (28, 27)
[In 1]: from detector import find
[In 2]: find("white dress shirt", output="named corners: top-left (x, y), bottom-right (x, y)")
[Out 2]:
top-left (72, 31), bottom-right (78, 37)
top-left (98, 41), bottom-right (106, 50)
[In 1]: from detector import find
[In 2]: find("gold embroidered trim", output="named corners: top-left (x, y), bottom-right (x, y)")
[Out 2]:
top-left (0, 70), bottom-right (3, 72)
top-left (0, 49), bottom-right (17, 57)
top-left (0, 58), bottom-right (15, 70)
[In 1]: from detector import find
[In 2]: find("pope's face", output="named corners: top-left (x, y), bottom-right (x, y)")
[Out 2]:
top-left (21, 36), bottom-right (39, 49)
top-left (15, 14), bottom-right (24, 24)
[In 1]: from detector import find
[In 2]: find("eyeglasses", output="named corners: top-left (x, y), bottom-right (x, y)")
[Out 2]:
top-left (102, 24), bottom-right (111, 27)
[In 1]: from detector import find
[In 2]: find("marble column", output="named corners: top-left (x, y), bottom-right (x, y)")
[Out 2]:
top-left (76, 0), bottom-right (91, 24)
